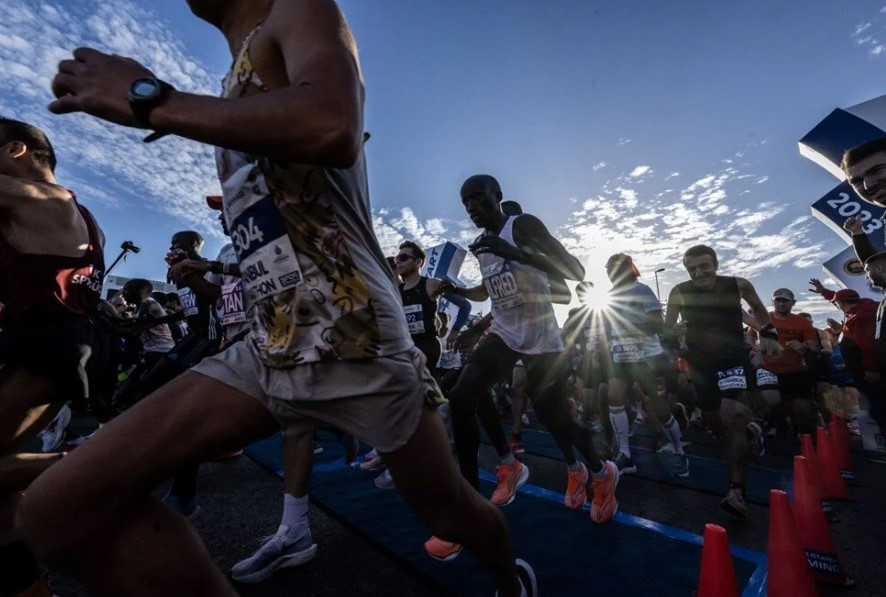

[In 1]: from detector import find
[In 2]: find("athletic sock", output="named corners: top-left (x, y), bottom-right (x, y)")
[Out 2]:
top-left (609, 405), bottom-right (631, 458)
top-left (501, 452), bottom-right (517, 465)
top-left (567, 460), bottom-right (583, 472)
top-left (281, 493), bottom-right (309, 534)
top-left (661, 415), bottom-right (685, 455)
top-left (590, 464), bottom-right (608, 478)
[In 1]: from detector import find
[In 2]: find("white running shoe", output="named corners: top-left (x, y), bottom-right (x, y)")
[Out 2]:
top-left (231, 524), bottom-right (317, 584)
top-left (374, 468), bottom-right (396, 490)
top-left (38, 404), bottom-right (71, 453)
top-left (360, 448), bottom-right (385, 471)
top-left (521, 413), bottom-right (530, 425)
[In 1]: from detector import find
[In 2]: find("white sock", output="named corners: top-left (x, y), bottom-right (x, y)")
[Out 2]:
top-left (281, 493), bottom-right (309, 532)
top-left (661, 416), bottom-right (685, 455)
top-left (609, 406), bottom-right (631, 458)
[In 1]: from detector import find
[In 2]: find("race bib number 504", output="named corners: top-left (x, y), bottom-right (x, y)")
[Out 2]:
top-left (229, 194), bottom-right (303, 302)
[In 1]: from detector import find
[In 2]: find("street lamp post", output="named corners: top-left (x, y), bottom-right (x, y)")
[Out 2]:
top-left (654, 268), bottom-right (666, 300)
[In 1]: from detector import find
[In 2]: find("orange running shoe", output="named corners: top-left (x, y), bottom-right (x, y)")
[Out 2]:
top-left (564, 462), bottom-right (588, 509)
top-left (590, 461), bottom-right (620, 523)
top-left (490, 461), bottom-right (529, 506)
top-left (424, 535), bottom-right (462, 562)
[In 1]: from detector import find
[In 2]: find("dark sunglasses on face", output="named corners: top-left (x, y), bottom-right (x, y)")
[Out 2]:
top-left (394, 254), bottom-right (414, 264)
top-left (773, 297), bottom-right (792, 303)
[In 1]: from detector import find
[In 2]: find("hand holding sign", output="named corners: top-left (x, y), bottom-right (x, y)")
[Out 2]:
top-left (843, 216), bottom-right (864, 236)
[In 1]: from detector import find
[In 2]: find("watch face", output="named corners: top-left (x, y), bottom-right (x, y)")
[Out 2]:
top-left (132, 79), bottom-right (158, 99)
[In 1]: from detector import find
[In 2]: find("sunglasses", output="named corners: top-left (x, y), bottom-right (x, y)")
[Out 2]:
top-left (773, 297), bottom-right (793, 303)
top-left (394, 254), bottom-right (415, 264)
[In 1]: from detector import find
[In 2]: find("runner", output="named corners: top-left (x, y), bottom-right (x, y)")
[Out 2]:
top-left (21, 3), bottom-right (536, 595)
top-left (603, 254), bottom-right (688, 477)
top-left (0, 118), bottom-right (108, 597)
top-left (442, 174), bottom-right (619, 524)
top-left (663, 245), bottom-right (782, 519)
top-left (751, 288), bottom-right (820, 436)
top-left (862, 252), bottom-right (886, 432)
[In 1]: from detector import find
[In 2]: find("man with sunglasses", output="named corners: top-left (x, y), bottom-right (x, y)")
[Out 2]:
top-left (752, 289), bottom-right (820, 436)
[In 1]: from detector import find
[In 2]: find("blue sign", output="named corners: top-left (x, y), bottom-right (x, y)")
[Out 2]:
top-left (799, 108), bottom-right (886, 179)
top-left (811, 181), bottom-right (886, 251)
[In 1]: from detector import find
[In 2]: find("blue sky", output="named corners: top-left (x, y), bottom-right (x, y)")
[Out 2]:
top-left (3, 0), bottom-right (886, 323)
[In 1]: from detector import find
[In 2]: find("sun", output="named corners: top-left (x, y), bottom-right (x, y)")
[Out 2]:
top-left (580, 286), bottom-right (610, 311)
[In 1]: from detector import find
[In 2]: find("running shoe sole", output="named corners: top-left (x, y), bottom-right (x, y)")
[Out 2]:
top-left (425, 544), bottom-right (463, 563)
top-left (495, 464), bottom-right (530, 507)
top-left (359, 458), bottom-right (386, 471)
top-left (232, 543), bottom-right (318, 584)
top-left (720, 498), bottom-right (747, 520)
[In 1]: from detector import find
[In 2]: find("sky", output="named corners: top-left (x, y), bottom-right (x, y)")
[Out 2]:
top-left (2, 0), bottom-right (886, 324)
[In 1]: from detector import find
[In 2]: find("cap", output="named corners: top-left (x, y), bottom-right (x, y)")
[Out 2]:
top-left (772, 288), bottom-right (795, 300)
top-left (834, 289), bottom-right (860, 302)
top-left (206, 195), bottom-right (223, 210)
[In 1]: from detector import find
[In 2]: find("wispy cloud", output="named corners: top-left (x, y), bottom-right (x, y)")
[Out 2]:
top-left (592, 161), bottom-right (608, 172)
top-left (556, 156), bottom-right (829, 294)
top-left (628, 165), bottom-right (652, 178)
top-left (851, 14), bottom-right (886, 56)
top-left (0, 1), bottom-right (223, 231)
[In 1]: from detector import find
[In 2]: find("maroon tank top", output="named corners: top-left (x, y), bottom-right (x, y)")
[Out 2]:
top-left (0, 201), bottom-right (105, 322)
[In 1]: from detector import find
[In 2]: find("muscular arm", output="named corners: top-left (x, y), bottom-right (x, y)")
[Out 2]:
top-left (742, 309), bottom-right (760, 330)
top-left (737, 277), bottom-right (772, 329)
top-left (441, 291), bottom-right (472, 331)
top-left (51, 0), bottom-right (362, 168)
top-left (512, 215), bottom-right (585, 281)
top-left (175, 274), bottom-right (222, 302)
top-left (452, 284), bottom-right (490, 302)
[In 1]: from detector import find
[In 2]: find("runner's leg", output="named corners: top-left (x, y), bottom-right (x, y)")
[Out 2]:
top-left (383, 406), bottom-right (521, 597)
top-left (16, 371), bottom-right (279, 597)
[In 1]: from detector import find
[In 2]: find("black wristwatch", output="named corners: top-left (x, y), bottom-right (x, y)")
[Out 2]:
top-left (128, 76), bottom-right (174, 143)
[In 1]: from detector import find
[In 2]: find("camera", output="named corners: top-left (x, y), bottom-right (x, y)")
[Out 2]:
top-left (121, 241), bottom-right (141, 254)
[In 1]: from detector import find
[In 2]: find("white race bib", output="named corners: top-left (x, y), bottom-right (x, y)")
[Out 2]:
top-left (756, 368), bottom-right (778, 387)
top-left (177, 287), bottom-right (199, 318)
top-left (228, 193), bottom-right (303, 303)
top-left (404, 303), bottom-right (425, 335)
top-left (717, 366), bottom-right (748, 391)
top-left (483, 261), bottom-right (525, 311)
top-left (221, 281), bottom-right (247, 325)
top-left (610, 337), bottom-right (645, 362)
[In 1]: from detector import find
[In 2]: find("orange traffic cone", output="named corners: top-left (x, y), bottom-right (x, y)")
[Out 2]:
top-left (829, 417), bottom-right (856, 483)
top-left (816, 428), bottom-right (850, 501)
top-left (697, 524), bottom-right (739, 597)
top-left (799, 434), bottom-right (834, 519)
top-left (768, 489), bottom-right (817, 597)
top-left (792, 456), bottom-right (855, 587)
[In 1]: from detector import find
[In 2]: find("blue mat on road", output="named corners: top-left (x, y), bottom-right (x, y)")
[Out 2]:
top-left (245, 436), bottom-right (767, 597)
top-left (495, 427), bottom-right (792, 506)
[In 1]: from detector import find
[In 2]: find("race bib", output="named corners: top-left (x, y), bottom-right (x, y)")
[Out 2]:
top-left (177, 287), bottom-right (199, 318)
top-left (717, 366), bottom-right (748, 391)
top-left (483, 261), bottom-right (525, 311)
top-left (610, 337), bottom-right (645, 362)
top-left (229, 194), bottom-right (303, 302)
top-left (221, 281), bottom-right (247, 325)
top-left (404, 303), bottom-right (425, 335)
top-left (756, 368), bottom-right (778, 387)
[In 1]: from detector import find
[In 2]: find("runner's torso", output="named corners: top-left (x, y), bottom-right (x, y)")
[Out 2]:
top-left (677, 276), bottom-right (746, 366)
top-left (0, 201), bottom-right (104, 322)
top-left (607, 280), bottom-right (663, 363)
top-left (399, 277), bottom-right (438, 343)
top-left (208, 243), bottom-right (249, 340)
top-left (215, 25), bottom-right (410, 367)
top-left (174, 272), bottom-right (221, 341)
top-left (478, 215), bottom-right (562, 354)
top-left (137, 298), bottom-right (175, 353)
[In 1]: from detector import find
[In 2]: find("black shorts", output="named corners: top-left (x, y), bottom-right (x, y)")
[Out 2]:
top-left (0, 312), bottom-right (112, 403)
top-left (757, 368), bottom-right (813, 400)
top-left (468, 333), bottom-right (568, 404)
top-left (688, 356), bottom-right (757, 412)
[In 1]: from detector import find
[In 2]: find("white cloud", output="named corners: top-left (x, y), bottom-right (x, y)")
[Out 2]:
top-left (628, 165), bottom-right (652, 177)
top-left (665, 172), bottom-right (680, 180)
top-left (851, 16), bottom-right (886, 57)
top-left (0, 0), bottom-right (223, 234)
top-left (592, 161), bottom-right (608, 172)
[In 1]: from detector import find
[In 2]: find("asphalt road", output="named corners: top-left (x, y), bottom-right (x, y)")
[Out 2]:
top-left (45, 420), bottom-right (886, 596)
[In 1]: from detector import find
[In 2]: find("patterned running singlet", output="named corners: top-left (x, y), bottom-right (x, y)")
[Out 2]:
top-left (215, 25), bottom-right (411, 368)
